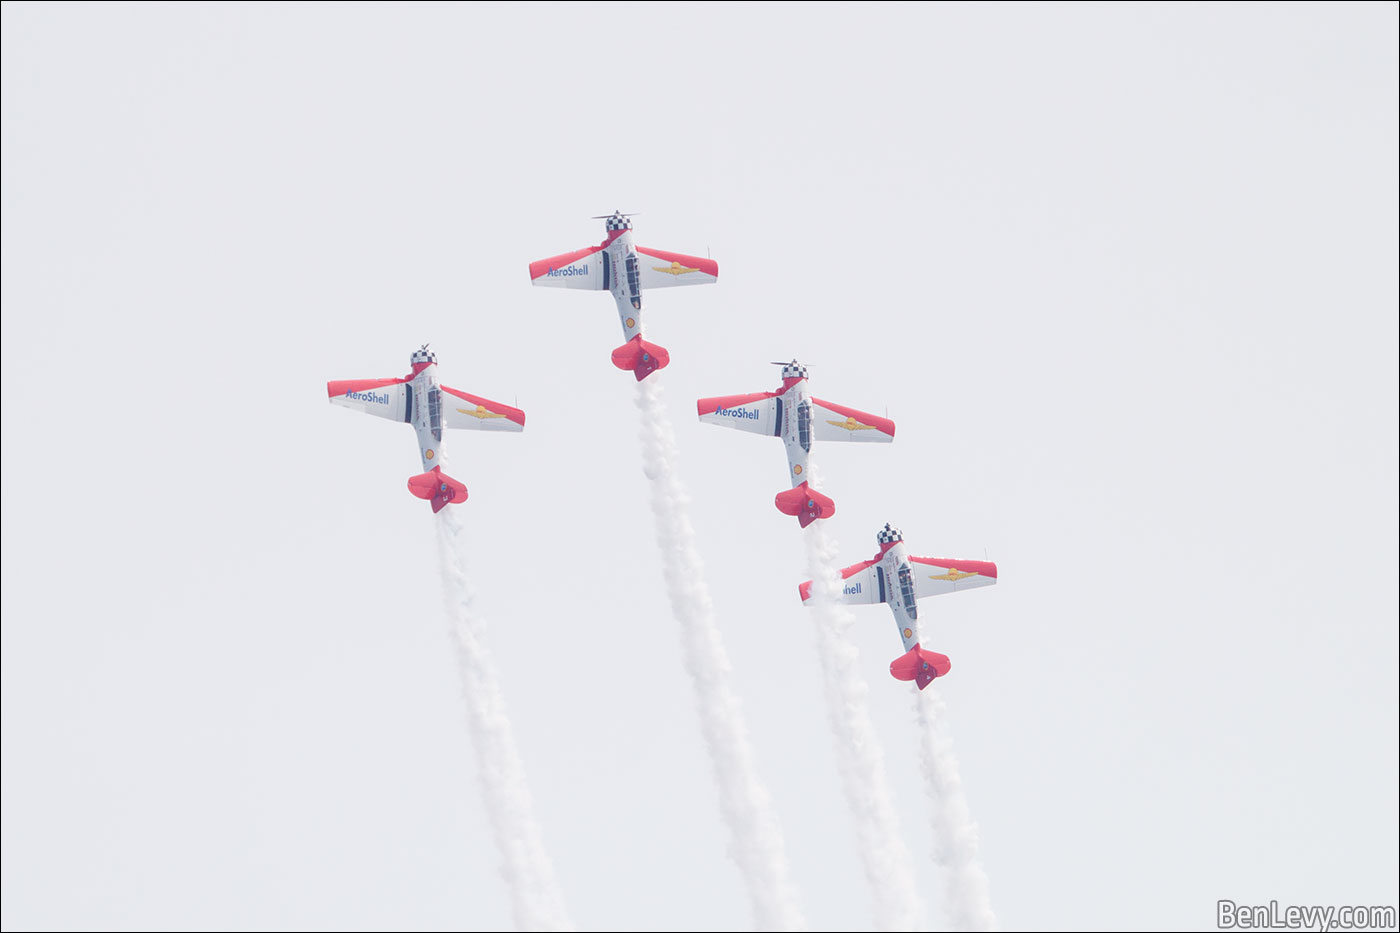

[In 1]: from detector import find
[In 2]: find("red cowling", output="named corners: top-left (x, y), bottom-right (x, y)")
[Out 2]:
top-left (407, 466), bottom-right (468, 513)
top-left (889, 644), bottom-right (952, 690)
top-left (611, 335), bottom-right (670, 381)
top-left (774, 481), bottom-right (835, 528)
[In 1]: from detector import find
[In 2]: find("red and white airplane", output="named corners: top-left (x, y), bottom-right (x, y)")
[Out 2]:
top-left (696, 360), bottom-right (894, 527)
top-left (800, 524), bottom-right (997, 688)
top-left (327, 346), bottom-right (524, 513)
top-left (528, 211), bottom-right (718, 380)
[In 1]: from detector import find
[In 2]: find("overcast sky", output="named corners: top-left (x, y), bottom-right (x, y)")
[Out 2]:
top-left (3, 4), bottom-right (1397, 931)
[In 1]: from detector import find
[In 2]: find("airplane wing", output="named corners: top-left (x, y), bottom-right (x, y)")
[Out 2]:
top-left (798, 558), bottom-right (884, 605)
top-left (910, 557), bottom-right (998, 598)
top-left (328, 378), bottom-right (410, 422)
top-left (528, 245), bottom-right (608, 290)
top-left (810, 397), bottom-right (895, 443)
top-left (636, 246), bottom-right (719, 290)
top-left (441, 386), bottom-right (525, 432)
top-left (697, 391), bottom-right (780, 436)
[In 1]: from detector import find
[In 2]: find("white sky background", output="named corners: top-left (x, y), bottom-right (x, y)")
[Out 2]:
top-left (2, 3), bottom-right (1396, 930)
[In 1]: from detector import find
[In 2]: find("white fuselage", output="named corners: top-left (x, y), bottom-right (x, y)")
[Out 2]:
top-left (875, 540), bottom-right (923, 652)
top-left (406, 362), bottom-right (443, 471)
top-left (775, 377), bottom-right (814, 488)
top-left (604, 228), bottom-right (645, 343)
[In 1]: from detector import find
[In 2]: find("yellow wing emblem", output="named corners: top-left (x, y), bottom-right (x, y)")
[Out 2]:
top-left (653, 260), bottom-right (700, 276)
top-left (457, 405), bottom-right (505, 420)
top-left (928, 567), bottom-right (979, 582)
top-left (826, 416), bottom-right (877, 432)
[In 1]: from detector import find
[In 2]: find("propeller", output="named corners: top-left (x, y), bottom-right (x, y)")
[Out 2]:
top-left (769, 359), bottom-right (807, 367)
top-left (590, 210), bottom-right (640, 219)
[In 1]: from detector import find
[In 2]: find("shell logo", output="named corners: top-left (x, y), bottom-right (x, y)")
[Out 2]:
top-left (626, 317), bottom-right (636, 329)
top-left (793, 464), bottom-right (803, 475)
top-left (903, 628), bottom-right (913, 639)
top-left (426, 449), bottom-right (435, 460)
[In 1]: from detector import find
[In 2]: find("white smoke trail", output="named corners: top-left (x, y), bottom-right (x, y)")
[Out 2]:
top-left (634, 376), bottom-right (806, 932)
top-left (436, 507), bottom-right (572, 932)
top-left (913, 689), bottom-right (996, 932)
top-left (803, 520), bottom-right (924, 932)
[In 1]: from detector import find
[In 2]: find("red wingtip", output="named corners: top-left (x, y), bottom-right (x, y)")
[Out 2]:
top-left (611, 336), bottom-right (670, 381)
top-left (890, 644), bottom-right (952, 689)
top-left (775, 481), bottom-right (835, 527)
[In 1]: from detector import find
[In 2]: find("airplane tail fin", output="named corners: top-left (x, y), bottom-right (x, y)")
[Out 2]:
top-left (611, 335), bottom-right (670, 381)
top-left (890, 643), bottom-right (951, 690)
top-left (407, 465), bottom-right (468, 513)
top-left (774, 481), bottom-right (835, 528)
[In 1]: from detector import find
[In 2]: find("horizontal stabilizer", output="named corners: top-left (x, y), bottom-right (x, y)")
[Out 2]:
top-left (774, 481), bottom-right (835, 528)
top-left (407, 466), bottom-right (468, 513)
top-left (890, 643), bottom-right (951, 690)
top-left (611, 335), bottom-right (670, 381)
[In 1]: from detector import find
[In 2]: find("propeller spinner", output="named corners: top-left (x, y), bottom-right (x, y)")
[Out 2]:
top-left (592, 210), bottom-right (638, 233)
top-left (771, 359), bottom-right (809, 381)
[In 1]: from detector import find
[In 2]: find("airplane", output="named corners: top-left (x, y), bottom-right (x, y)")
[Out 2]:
top-left (696, 360), bottom-right (894, 527)
top-left (528, 211), bottom-right (718, 380)
top-left (327, 346), bottom-right (524, 513)
top-left (799, 524), bottom-right (997, 688)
